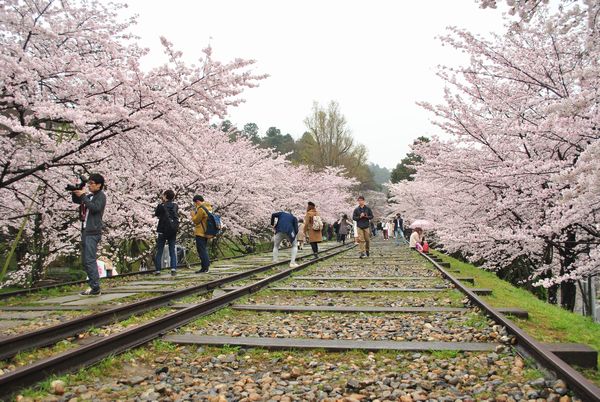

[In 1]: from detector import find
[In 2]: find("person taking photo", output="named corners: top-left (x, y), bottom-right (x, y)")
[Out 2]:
top-left (71, 173), bottom-right (106, 296)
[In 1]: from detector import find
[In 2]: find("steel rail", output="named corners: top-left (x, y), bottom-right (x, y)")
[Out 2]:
top-left (419, 251), bottom-right (600, 402)
top-left (0, 242), bottom-right (346, 361)
top-left (0, 244), bottom-right (285, 300)
top-left (0, 244), bottom-right (355, 398)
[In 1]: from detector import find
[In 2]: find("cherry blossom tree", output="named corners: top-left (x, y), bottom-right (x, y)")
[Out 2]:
top-left (390, 0), bottom-right (599, 310)
top-left (0, 0), bottom-right (357, 287)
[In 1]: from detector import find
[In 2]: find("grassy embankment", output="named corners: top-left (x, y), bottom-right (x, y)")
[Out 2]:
top-left (431, 249), bottom-right (600, 386)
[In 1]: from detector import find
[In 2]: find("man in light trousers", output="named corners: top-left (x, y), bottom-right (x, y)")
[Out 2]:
top-left (271, 210), bottom-right (299, 268)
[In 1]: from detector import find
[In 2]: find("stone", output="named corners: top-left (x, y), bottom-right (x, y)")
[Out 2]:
top-left (553, 379), bottom-right (567, 389)
top-left (74, 385), bottom-right (87, 395)
top-left (121, 375), bottom-right (145, 385)
top-left (50, 380), bottom-right (65, 395)
top-left (530, 378), bottom-right (546, 387)
top-left (155, 366), bottom-right (169, 374)
top-left (347, 379), bottom-right (361, 390)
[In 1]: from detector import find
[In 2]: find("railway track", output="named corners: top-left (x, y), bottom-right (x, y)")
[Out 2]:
top-left (0, 244), bottom-right (283, 301)
top-left (0, 242), bottom-right (353, 398)
top-left (158, 242), bottom-right (598, 401)
top-left (2, 239), bottom-right (600, 401)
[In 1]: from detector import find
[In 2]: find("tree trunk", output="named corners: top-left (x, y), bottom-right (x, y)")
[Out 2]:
top-left (548, 285), bottom-right (559, 304)
top-left (560, 281), bottom-right (577, 311)
top-left (559, 230), bottom-right (577, 311)
top-left (30, 212), bottom-right (45, 285)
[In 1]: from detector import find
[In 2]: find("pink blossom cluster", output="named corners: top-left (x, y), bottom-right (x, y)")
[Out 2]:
top-left (0, 1), bottom-right (356, 286)
top-left (389, 0), bottom-right (599, 288)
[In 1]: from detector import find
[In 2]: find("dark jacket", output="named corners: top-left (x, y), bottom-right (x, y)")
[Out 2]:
top-left (72, 190), bottom-right (106, 235)
top-left (352, 205), bottom-right (373, 229)
top-left (155, 201), bottom-right (179, 235)
top-left (271, 211), bottom-right (299, 240)
top-left (393, 217), bottom-right (404, 231)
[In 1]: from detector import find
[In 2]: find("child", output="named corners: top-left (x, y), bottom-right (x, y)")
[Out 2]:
top-left (297, 219), bottom-right (306, 250)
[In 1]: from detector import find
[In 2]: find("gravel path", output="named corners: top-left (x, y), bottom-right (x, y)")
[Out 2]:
top-left (185, 311), bottom-right (512, 343)
top-left (241, 292), bottom-right (465, 307)
top-left (29, 346), bottom-right (578, 402)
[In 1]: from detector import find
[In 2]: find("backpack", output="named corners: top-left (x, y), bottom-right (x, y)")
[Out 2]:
top-left (312, 215), bottom-right (323, 231)
top-left (162, 204), bottom-right (179, 237)
top-left (200, 206), bottom-right (222, 238)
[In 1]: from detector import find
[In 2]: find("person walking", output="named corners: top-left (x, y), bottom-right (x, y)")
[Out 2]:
top-left (71, 173), bottom-right (106, 296)
top-left (393, 213), bottom-right (407, 245)
top-left (352, 195), bottom-right (374, 258)
top-left (304, 201), bottom-right (323, 259)
top-left (154, 190), bottom-right (179, 276)
top-left (297, 219), bottom-right (306, 250)
top-left (271, 210), bottom-right (300, 268)
top-left (333, 219), bottom-right (341, 242)
top-left (385, 220), bottom-right (392, 240)
top-left (338, 214), bottom-right (351, 245)
top-left (191, 195), bottom-right (212, 273)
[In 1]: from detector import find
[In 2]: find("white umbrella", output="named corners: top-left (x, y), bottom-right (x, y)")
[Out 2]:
top-left (409, 219), bottom-right (433, 229)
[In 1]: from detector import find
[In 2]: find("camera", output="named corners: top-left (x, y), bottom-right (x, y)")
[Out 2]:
top-left (66, 175), bottom-right (88, 192)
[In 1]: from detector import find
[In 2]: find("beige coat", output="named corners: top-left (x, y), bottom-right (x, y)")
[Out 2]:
top-left (297, 223), bottom-right (306, 241)
top-left (409, 231), bottom-right (422, 248)
top-left (304, 209), bottom-right (323, 243)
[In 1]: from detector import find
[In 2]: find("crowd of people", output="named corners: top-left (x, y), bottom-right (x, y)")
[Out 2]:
top-left (70, 178), bottom-right (428, 296)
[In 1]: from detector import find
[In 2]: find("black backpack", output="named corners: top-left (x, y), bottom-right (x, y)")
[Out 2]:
top-left (162, 204), bottom-right (179, 236)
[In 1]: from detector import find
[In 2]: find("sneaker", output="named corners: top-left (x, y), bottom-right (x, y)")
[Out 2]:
top-left (171, 269), bottom-right (177, 276)
top-left (153, 270), bottom-right (161, 275)
top-left (195, 268), bottom-right (208, 274)
top-left (80, 288), bottom-right (101, 296)
top-left (366, 251), bottom-right (370, 257)
top-left (359, 253), bottom-right (365, 259)
top-left (289, 262), bottom-right (299, 268)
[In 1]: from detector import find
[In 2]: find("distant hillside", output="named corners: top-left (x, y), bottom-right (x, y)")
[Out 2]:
top-left (369, 163), bottom-right (391, 185)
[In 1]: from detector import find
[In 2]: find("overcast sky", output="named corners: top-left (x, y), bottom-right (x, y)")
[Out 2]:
top-left (121, 0), bottom-right (508, 169)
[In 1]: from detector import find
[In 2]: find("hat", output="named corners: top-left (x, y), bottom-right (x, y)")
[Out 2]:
top-left (193, 195), bottom-right (204, 202)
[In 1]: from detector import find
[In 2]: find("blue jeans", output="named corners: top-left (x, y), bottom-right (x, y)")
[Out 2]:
top-left (155, 233), bottom-right (177, 271)
top-left (82, 233), bottom-right (101, 291)
top-left (394, 229), bottom-right (407, 245)
top-left (195, 236), bottom-right (210, 270)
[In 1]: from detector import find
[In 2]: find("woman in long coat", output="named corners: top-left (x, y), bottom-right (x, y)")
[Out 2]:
top-left (338, 214), bottom-right (351, 245)
top-left (304, 201), bottom-right (323, 259)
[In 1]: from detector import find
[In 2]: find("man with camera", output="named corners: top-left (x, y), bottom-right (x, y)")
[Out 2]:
top-left (352, 195), bottom-right (374, 259)
top-left (71, 174), bottom-right (106, 295)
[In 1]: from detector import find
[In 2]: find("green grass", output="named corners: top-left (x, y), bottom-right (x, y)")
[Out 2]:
top-left (151, 339), bottom-right (179, 353)
top-left (430, 350), bottom-right (459, 359)
top-left (117, 307), bottom-right (172, 327)
top-left (11, 339), bottom-right (77, 368)
top-left (191, 307), bottom-right (234, 327)
top-left (431, 250), bottom-right (600, 385)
